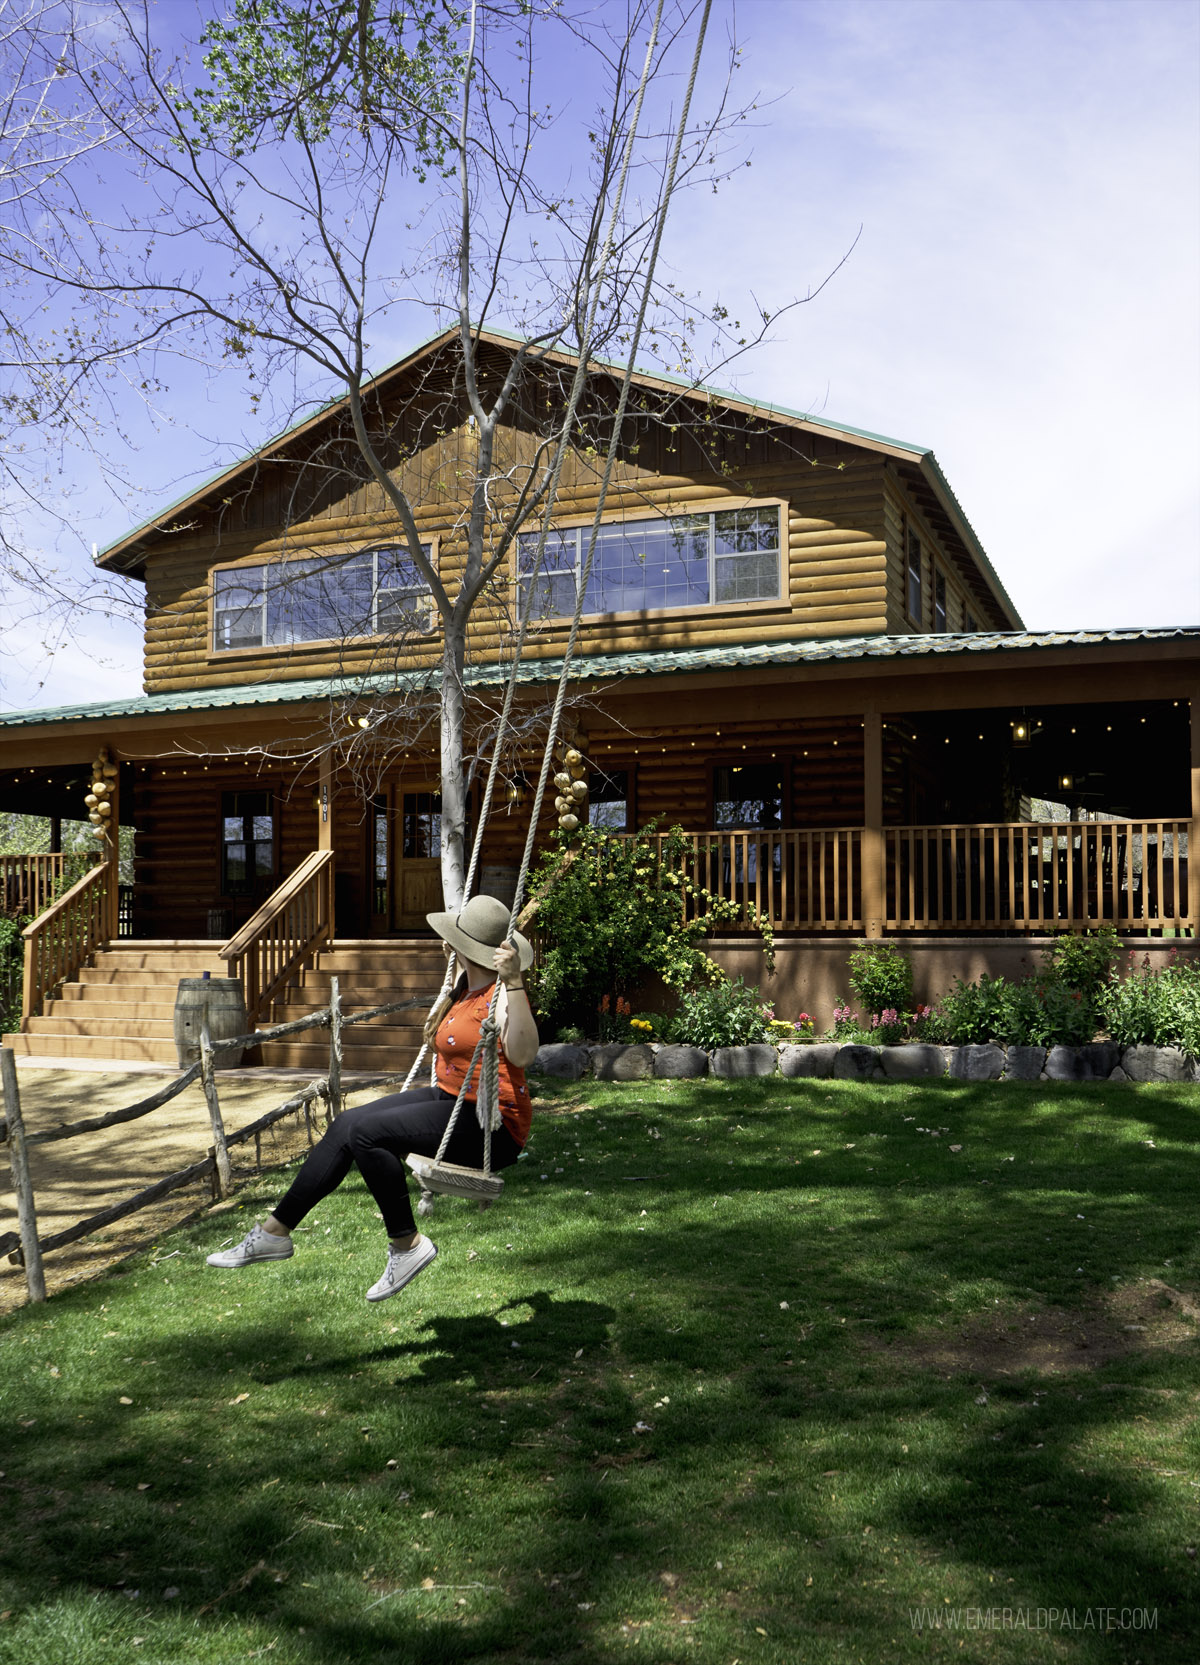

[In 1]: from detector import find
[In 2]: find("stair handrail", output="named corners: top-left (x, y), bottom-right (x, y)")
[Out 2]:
top-left (219, 849), bottom-right (335, 1024)
top-left (20, 863), bottom-right (109, 1023)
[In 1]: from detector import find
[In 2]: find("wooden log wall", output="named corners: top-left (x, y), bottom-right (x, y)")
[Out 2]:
top-left (138, 420), bottom-right (903, 694)
top-left (128, 760), bottom-right (330, 938)
top-left (881, 466), bottom-right (1011, 635)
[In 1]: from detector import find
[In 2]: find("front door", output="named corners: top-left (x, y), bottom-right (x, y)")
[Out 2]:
top-left (393, 787), bottom-right (444, 931)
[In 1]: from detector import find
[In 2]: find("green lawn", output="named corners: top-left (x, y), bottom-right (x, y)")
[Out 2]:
top-left (1, 1076), bottom-right (1198, 1664)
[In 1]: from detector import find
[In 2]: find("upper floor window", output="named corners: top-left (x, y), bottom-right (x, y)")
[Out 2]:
top-left (905, 527), bottom-right (923, 625)
top-left (933, 569), bottom-right (947, 633)
top-left (517, 506), bottom-right (780, 620)
top-left (212, 544), bottom-right (432, 652)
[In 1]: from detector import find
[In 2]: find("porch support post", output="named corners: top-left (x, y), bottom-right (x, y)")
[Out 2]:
top-left (104, 765), bottom-right (120, 943)
top-left (1185, 692), bottom-right (1191, 945)
top-left (317, 750), bottom-right (333, 853)
top-left (862, 710), bottom-right (884, 937)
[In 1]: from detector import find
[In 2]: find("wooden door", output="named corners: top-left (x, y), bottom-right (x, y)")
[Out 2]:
top-left (393, 786), bottom-right (444, 930)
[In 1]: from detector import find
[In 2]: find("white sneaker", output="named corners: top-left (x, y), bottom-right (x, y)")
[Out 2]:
top-left (206, 1223), bottom-right (294, 1268)
top-left (366, 1235), bottom-right (437, 1302)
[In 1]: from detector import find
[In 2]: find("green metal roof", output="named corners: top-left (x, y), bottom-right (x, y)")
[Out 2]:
top-left (1, 629), bottom-right (1193, 730)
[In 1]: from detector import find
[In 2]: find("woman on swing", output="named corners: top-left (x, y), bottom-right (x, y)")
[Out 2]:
top-left (206, 895), bottom-right (539, 1301)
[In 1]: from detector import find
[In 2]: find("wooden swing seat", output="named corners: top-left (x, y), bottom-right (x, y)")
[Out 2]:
top-left (406, 1153), bottom-right (505, 1203)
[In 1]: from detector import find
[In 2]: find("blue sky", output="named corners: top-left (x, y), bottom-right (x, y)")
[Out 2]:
top-left (2, 0), bottom-right (1196, 707)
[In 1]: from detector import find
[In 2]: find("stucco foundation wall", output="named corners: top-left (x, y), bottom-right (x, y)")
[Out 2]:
top-left (703, 935), bottom-right (1199, 1030)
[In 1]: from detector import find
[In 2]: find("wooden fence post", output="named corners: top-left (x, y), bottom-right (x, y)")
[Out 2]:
top-left (1, 1047), bottom-right (46, 1303)
top-left (327, 976), bottom-right (343, 1122)
top-left (199, 1022), bottom-right (234, 1198)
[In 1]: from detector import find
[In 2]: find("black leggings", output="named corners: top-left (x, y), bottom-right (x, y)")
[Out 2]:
top-left (272, 1087), bottom-right (524, 1239)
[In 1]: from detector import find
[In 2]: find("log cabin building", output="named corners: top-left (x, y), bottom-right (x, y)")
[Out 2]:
top-left (1, 327), bottom-right (1196, 1067)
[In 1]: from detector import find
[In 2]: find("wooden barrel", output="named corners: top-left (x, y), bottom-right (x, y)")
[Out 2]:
top-left (173, 977), bottom-right (248, 1069)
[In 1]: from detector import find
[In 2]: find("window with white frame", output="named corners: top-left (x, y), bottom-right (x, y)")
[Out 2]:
top-left (212, 544), bottom-right (433, 651)
top-left (517, 506), bottom-right (780, 620)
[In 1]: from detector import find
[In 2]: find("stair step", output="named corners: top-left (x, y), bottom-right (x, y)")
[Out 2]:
top-left (47, 997), bottom-right (179, 1021)
top-left (2, 1031), bottom-right (180, 1063)
top-left (26, 1015), bottom-right (177, 1040)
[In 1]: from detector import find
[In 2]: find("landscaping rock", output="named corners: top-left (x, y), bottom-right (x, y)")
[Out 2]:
top-left (833, 1044), bottom-right (882, 1080)
top-left (1044, 1042), bottom-right (1119, 1081)
top-left (779, 1042), bottom-right (838, 1078)
top-left (654, 1044), bottom-right (709, 1079)
top-left (1108, 1065), bottom-right (1130, 1082)
top-left (1003, 1045), bottom-right (1046, 1080)
top-left (1120, 1044), bottom-right (1193, 1083)
top-left (531, 1043), bottom-right (589, 1080)
top-left (880, 1044), bottom-right (946, 1080)
top-left (947, 1044), bottom-right (1004, 1081)
top-left (590, 1043), bottom-right (654, 1081)
top-left (711, 1044), bottom-right (778, 1079)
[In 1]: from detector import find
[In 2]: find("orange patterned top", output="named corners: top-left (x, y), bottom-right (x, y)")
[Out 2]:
top-left (435, 982), bottom-right (532, 1146)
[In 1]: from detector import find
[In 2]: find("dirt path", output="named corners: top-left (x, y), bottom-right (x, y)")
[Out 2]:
top-left (1, 1062), bottom-right (394, 1312)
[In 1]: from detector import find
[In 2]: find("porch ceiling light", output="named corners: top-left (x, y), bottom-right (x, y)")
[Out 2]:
top-left (1011, 719), bottom-right (1031, 747)
top-left (1058, 773), bottom-right (1075, 792)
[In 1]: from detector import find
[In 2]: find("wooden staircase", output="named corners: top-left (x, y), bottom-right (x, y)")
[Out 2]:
top-left (2, 939), bottom-right (444, 1073)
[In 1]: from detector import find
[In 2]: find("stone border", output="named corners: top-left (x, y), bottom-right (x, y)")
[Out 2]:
top-left (531, 1039), bottom-right (1199, 1084)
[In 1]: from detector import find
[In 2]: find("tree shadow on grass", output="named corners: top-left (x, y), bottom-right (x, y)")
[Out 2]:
top-left (2, 1078), bottom-right (1199, 1661)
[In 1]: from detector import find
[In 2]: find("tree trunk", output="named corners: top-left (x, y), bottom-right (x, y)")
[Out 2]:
top-left (440, 624), bottom-right (468, 912)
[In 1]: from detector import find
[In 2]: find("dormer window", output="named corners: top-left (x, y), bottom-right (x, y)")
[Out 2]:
top-left (212, 544), bottom-right (433, 652)
top-left (517, 505), bottom-right (780, 620)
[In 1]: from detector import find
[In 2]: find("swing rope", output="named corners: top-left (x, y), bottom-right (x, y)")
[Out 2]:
top-left (408, 2), bottom-right (713, 1200)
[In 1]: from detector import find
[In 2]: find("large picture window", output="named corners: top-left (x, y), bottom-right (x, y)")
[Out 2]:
top-left (517, 506), bottom-right (780, 620)
top-left (212, 544), bottom-right (433, 652)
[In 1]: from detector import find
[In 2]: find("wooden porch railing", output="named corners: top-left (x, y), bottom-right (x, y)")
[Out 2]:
top-left (620, 820), bottom-right (1189, 935)
top-left (884, 820), bottom-right (1189, 932)
top-left (2, 854), bottom-right (67, 920)
top-left (21, 863), bottom-right (109, 1022)
top-left (636, 829), bottom-right (864, 931)
top-left (220, 850), bottom-right (335, 1024)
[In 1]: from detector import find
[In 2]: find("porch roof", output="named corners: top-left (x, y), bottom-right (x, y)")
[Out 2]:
top-left (0, 627), bottom-right (1195, 731)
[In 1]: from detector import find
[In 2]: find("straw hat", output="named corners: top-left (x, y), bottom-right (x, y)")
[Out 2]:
top-left (426, 893), bottom-right (534, 971)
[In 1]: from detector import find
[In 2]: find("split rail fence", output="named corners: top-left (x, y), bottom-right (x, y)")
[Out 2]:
top-left (0, 979), bottom-right (422, 1305)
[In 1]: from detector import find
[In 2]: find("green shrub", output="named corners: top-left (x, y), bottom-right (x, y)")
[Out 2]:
top-left (1045, 924), bottom-right (1121, 1003)
top-left (0, 914), bottom-right (23, 1033)
top-left (529, 824), bottom-right (745, 1033)
top-left (846, 940), bottom-right (913, 1017)
top-left (1102, 953), bottom-right (1200, 1056)
top-left (668, 976), bottom-right (773, 1050)
top-left (934, 972), bottom-right (1096, 1048)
